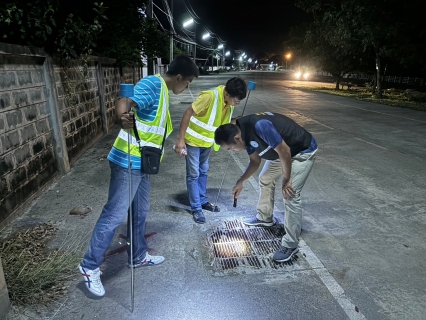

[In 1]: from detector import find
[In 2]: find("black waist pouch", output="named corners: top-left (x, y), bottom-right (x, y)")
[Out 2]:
top-left (133, 116), bottom-right (167, 175)
top-left (140, 146), bottom-right (162, 174)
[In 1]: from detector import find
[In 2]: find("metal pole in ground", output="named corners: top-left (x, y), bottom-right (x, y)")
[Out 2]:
top-left (120, 84), bottom-right (135, 312)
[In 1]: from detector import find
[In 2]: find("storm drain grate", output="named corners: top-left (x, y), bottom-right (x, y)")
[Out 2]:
top-left (207, 219), bottom-right (299, 273)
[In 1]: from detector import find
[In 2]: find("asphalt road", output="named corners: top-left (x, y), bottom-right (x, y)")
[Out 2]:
top-left (4, 71), bottom-right (426, 320)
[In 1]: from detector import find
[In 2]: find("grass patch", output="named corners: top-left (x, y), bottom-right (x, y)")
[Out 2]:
top-left (289, 86), bottom-right (426, 111)
top-left (0, 222), bottom-right (82, 306)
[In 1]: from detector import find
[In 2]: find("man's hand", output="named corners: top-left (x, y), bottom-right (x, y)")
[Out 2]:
top-left (174, 138), bottom-right (187, 156)
top-left (120, 110), bottom-right (134, 130)
top-left (232, 153), bottom-right (261, 200)
top-left (116, 98), bottom-right (136, 130)
top-left (282, 178), bottom-right (295, 199)
top-left (232, 180), bottom-right (244, 199)
top-left (176, 106), bottom-right (196, 156)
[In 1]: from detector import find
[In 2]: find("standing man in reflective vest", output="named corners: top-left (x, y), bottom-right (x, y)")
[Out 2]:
top-left (78, 56), bottom-right (199, 297)
top-left (174, 77), bottom-right (247, 224)
top-left (214, 112), bottom-right (318, 262)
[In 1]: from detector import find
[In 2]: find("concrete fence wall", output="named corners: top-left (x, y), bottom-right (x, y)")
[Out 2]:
top-left (0, 256), bottom-right (10, 319)
top-left (0, 42), bottom-right (141, 229)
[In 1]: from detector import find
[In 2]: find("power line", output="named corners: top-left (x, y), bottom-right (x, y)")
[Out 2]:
top-left (153, 13), bottom-right (168, 33)
top-left (161, 0), bottom-right (175, 33)
top-left (183, 0), bottom-right (200, 20)
top-left (151, 0), bottom-right (232, 61)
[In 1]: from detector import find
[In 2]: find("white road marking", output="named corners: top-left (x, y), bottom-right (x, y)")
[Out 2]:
top-left (311, 120), bottom-right (334, 130)
top-left (354, 137), bottom-right (388, 150)
top-left (230, 152), bottom-right (366, 320)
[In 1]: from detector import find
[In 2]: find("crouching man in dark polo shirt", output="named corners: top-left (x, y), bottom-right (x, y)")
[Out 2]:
top-left (214, 112), bottom-right (318, 262)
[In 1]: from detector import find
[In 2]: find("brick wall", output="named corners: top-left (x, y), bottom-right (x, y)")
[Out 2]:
top-left (0, 51), bottom-right (57, 225)
top-left (55, 59), bottom-right (104, 164)
top-left (0, 256), bottom-right (10, 319)
top-left (0, 43), bottom-right (141, 228)
top-left (102, 65), bottom-right (122, 130)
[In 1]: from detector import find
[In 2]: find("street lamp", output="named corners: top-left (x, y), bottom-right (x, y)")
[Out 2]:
top-left (183, 18), bottom-right (193, 27)
top-left (285, 53), bottom-right (292, 70)
top-left (183, 19), bottom-right (196, 62)
top-left (202, 33), bottom-right (210, 39)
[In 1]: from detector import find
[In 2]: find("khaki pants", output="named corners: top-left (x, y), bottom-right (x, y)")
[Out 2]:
top-left (256, 149), bottom-right (317, 248)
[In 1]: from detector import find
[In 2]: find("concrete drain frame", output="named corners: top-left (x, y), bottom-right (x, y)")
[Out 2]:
top-left (206, 219), bottom-right (300, 275)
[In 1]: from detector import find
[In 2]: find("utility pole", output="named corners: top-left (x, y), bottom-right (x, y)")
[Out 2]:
top-left (194, 24), bottom-right (197, 65)
top-left (147, 0), bottom-right (154, 75)
top-left (212, 50), bottom-right (215, 71)
top-left (169, 0), bottom-right (173, 64)
top-left (222, 45), bottom-right (225, 69)
top-left (170, 35), bottom-right (173, 65)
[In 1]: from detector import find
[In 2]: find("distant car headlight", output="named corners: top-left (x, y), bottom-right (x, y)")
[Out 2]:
top-left (295, 72), bottom-right (301, 79)
top-left (303, 73), bottom-right (309, 79)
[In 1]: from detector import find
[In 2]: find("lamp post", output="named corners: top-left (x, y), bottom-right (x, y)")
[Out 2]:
top-left (169, 0), bottom-right (174, 64)
top-left (218, 44), bottom-right (225, 69)
top-left (202, 33), bottom-right (211, 70)
top-left (224, 50), bottom-right (230, 70)
top-left (147, 0), bottom-right (154, 75)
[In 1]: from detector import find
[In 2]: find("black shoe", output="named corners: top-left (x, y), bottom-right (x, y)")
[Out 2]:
top-left (243, 216), bottom-right (275, 227)
top-left (193, 210), bottom-right (206, 224)
top-left (201, 202), bottom-right (220, 212)
top-left (273, 246), bottom-right (299, 262)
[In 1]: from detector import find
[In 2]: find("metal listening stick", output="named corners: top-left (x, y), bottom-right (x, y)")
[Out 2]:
top-left (119, 83), bottom-right (135, 313)
top-left (215, 81), bottom-right (257, 208)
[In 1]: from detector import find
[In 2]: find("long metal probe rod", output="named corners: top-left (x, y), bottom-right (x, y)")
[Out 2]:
top-left (214, 151), bottom-right (232, 205)
top-left (214, 88), bottom-right (252, 206)
top-left (127, 101), bottom-right (134, 313)
top-left (240, 90), bottom-right (251, 117)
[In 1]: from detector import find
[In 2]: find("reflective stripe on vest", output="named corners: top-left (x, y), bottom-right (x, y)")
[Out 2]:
top-left (258, 146), bottom-right (272, 156)
top-left (185, 87), bottom-right (233, 148)
top-left (112, 75), bottom-right (172, 157)
top-left (189, 117), bottom-right (217, 132)
top-left (117, 130), bottom-right (163, 149)
top-left (186, 127), bottom-right (215, 143)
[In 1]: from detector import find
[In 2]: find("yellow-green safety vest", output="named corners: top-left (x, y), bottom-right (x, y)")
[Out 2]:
top-left (113, 75), bottom-right (173, 159)
top-left (185, 86), bottom-right (234, 150)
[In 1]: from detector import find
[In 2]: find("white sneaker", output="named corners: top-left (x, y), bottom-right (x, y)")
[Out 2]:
top-left (78, 265), bottom-right (105, 297)
top-left (131, 253), bottom-right (165, 268)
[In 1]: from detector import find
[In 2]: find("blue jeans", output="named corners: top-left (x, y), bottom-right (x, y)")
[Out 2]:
top-left (185, 144), bottom-right (211, 213)
top-left (81, 161), bottom-right (150, 270)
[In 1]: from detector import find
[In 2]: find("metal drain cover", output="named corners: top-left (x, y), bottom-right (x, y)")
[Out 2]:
top-left (207, 219), bottom-right (300, 274)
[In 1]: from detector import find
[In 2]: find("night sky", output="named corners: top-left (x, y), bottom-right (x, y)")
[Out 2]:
top-left (158, 0), bottom-right (311, 55)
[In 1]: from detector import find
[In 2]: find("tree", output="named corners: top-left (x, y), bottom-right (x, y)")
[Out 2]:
top-left (0, 0), bottom-right (169, 66)
top-left (296, 0), bottom-right (426, 97)
top-left (285, 21), bottom-right (373, 89)
top-left (95, 0), bottom-right (169, 67)
top-left (0, 0), bottom-right (106, 60)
